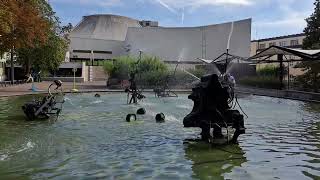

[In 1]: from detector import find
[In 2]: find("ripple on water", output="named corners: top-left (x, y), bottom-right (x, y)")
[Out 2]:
top-left (0, 93), bottom-right (320, 179)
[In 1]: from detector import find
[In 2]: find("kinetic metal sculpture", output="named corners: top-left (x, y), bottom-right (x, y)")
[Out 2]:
top-left (22, 80), bottom-right (65, 120)
top-left (183, 74), bottom-right (245, 143)
top-left (125, 73), bottom-right (145, 104)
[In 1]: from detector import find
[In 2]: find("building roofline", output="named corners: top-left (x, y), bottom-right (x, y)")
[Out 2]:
top-left (251, 33), bottom-right (305, 42)
top-left (83, 14), bottom-right (139, 21)
top-left (128, 18), bottom-right (251, 30)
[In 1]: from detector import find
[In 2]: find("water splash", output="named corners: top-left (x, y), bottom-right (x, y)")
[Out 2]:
top-left (178, 48), bottom-right (186, 63)
top-left (0, 154), bottom-right (8, 161)
top-left (16, 141), bottom-right (35, 153)
top-left (183, 69), bottom-right (200, 80)
top-left (226, 62), bottom-right (236, 74)
top-left (64, 97), bottom-right (76, 107)
top-left (210, 63), bottom-right (222, 76)
top-left (89, 100), bottom-right (104, 105)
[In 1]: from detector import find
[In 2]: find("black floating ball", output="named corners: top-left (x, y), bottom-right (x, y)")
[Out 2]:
top-left (94, 93), bottom-right (101, 98)
top-left (155, 113), bottom-right (165, 123)
top-left (126, 114), bottom-right (136, 122)
top-left (137, 108), bottom-right (146, 115)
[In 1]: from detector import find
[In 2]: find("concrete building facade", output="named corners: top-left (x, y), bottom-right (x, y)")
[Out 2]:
top-left (69, 14), bottom-right (142, 61)
top-left (0, 53), bottom-right (7, 81)
top-left (69, 14), bottom-right (252, 66)
top-left (250, 33), bottom-right (306, 82)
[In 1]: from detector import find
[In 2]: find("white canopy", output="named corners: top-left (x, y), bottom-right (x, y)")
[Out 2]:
top-left (250, 45), bottom-right (320, 61)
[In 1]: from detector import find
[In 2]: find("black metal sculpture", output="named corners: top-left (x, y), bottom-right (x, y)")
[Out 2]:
top-left (22, 80), bottom-right (65, 120)
top-left (183, 74), bottom-right (245, 144)
top-left (125, 73), bottom-right (145, 104)
top-left (153, 75), bottom-right (178, 98)
top-left (153, 62), bottom-right (179, 98)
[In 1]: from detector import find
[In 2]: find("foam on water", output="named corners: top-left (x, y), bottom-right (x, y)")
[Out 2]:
top-left (16, 141), bottom-right (35, 153)
top-left (0, 154), bottom-right (8, 161)
top-left (89, 100), bottom-right (104, 104)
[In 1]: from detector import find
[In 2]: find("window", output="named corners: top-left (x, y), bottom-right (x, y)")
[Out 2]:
top-left (259, 43), bottom-right (266, 49)
top-left (289, 75), bottom-right (295, 82)
top-left (290, 39), bottom-right (299, 46)
top-left (279, 41), bottom-right (287, 47)
top-left (146, 22), bottom-right (150, 26)
top-left (269, 42), bottom-right (276, 47)
top-left (289, 61), bottom-right (295, 66)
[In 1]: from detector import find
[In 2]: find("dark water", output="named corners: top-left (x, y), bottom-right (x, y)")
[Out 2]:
top-left (0, 93), bottom-right (319, 179)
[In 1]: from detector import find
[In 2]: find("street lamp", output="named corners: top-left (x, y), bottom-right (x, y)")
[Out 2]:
top-left (71, 67), bottom-right (78, 92)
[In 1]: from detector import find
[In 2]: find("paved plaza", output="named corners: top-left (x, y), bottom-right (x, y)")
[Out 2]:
top-left (0, 81), bottom-right (107, 97)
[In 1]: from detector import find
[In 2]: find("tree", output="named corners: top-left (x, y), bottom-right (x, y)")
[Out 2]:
top-left (296, 0), bottom-right (320, 92)
top-left (0, 0), bottom-right (49, 52)
top-left (0, 0), bottom-right (49, 82)
top-left (17, 32), bottom-right (67, 73)
top-left (15, 0), bottom-right (69, 74)
top-left (60, 23), bottom-right (73, 43)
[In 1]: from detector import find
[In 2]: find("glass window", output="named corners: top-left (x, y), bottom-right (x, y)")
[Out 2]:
top-left (259, 43), bottom-right (266, 49)
top-left (290, 39), bottom-right (299, 46)
top-left (269, 42), bottom-right (276, 47)
top-left (279, 41), bottom-right (287, 47)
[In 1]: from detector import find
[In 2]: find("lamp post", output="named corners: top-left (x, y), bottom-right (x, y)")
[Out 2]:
top-left (71, 67), bottom-right (78, 92)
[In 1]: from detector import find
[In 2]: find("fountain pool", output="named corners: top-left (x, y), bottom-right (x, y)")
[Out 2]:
top-left (0, 93), bottom-right (320, 179)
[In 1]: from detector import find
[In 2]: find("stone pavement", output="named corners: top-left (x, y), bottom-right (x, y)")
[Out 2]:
top-left (0, 81), bottom-right (108, 97)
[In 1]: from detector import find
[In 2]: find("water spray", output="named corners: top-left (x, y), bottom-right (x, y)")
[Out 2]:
top-left (225, 21), bottom-right (234, 75)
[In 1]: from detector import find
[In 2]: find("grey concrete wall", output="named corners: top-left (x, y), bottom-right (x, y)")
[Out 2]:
top-left (69, 14), bottom-right (141, 60)
top-left (237, 86), bottom-right (320, 103)
top-left (70, 14), bottom-right (141, 41)
top-left (124, 19), bottom-right (251, 62)
top-left (69, 38), bottom-right (124, 60)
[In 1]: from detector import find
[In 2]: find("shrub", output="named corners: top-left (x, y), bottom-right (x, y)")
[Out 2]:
top-left (239, 76), bottom-right (281, 89)
top-left (257, 65), bottom-right (279, 77)
top-left (138, 56), bottom-right (168, 73)
top-left (104, 55), bottom-right (170, 87)
top-left (188, 68), bottom-right (206, 78)
top-left (103, 61), bottom-right (114, 75)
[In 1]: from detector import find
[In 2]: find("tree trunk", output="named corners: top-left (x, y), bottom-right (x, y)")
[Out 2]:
top-left (313, 72), bottom-right (318, 92)
top-left (26, 57), bottom-right (31, 74)
top-left (10, 48), bottom-right (14, 84)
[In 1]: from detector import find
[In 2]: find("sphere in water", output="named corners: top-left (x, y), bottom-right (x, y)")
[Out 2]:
top-left (155, 113), bottom-right (165, 123)
top-left (137, 108), bottom-right (146, 115)
top-left (94, 93), bottom-right (101, 98)
top-left (126, 114), bottom-right (136, 122)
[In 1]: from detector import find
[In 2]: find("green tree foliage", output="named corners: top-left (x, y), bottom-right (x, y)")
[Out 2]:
top-left (257, 65), bottom-right (279, 77)
top-left (0, 0), bottom-right (49, 52)
top-left (239, 65), bottom-right (282, 89)
top-left (15, 0), bottom-right (69, 73)
top-left (103, 61), bottom-right (115, 76)
top-left (296, 0), bottom-right (320, 92)
top-left (104, 55), bottom-right (169, 86)
top-left (17, 32), bottom-right (67, 73)
top-left (109, 56), bottom-right (135, 79)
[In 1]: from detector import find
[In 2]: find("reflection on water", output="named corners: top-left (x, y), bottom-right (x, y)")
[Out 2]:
top-left (184, 142), bottom-right (246, 180)
top-left (0, 93), bottom-right (319, 179)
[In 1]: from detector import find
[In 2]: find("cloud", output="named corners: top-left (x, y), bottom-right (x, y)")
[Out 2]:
top-left (181, 7), bottom-right (185, 25)
top-left (255, 4), bottom-right (311, 30)
top-left (51, 0), bottom-right (122, 7)
top-left (155, 0), bottom-right (178, 14)
top-left (154, 0), bottom-right (254, 9)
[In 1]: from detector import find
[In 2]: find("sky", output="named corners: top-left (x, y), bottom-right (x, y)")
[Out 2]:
top-left (49, 0), bottom-right (315, 40)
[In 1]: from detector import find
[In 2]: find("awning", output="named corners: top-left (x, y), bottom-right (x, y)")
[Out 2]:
top-left (250, 45), bottom-right (320, 61)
